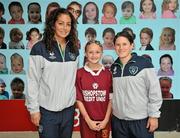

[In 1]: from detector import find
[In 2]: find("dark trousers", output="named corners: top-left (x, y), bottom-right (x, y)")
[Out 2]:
top-left (111, 115), bottom-right (154, 138)
top-left (39, 106), bottom-right (75, 138)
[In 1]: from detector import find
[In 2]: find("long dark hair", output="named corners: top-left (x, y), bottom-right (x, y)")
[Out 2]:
top-left (43, 8), bottom-right (78, 53)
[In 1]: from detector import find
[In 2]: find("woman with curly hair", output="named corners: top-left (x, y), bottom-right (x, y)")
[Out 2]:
top-left (26, 8), bottom-right (79, 138)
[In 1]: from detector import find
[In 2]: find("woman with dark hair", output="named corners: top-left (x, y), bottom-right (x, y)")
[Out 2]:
top-left (26, 8), bottom-right (79, 138)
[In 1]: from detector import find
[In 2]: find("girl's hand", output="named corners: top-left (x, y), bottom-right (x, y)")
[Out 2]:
top-left (86, 118), bottom-right (101, 131)
top-left (98, 119), bottom-right (108, 130)
top-left (30, 112), bottom-right (41, 126)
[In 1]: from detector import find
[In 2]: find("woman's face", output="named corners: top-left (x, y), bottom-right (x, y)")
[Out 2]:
top-left (28, 4), bottom-right (41, 23)
top-left (160, 57), bottom-right (172, 72)
top-left (85, 3), bottom-right (97, 21)
top-left (142, 0), bottom-right (153, 13)
top-left (54, 13), bottom-right (71, 41)
top-left (168, 0), bottom-right (177, 11)
top-left (114, 36), bottom-right (133, 60)
top-left (11, 58), bottom-right (23, 73)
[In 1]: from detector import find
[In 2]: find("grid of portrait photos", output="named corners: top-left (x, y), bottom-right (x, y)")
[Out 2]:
top-left (0, 0), bottom-right (180, 100)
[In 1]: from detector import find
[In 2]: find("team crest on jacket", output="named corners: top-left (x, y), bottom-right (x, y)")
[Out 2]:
top-left (129, 66), bottom-right (138, 75)
top-left (69, 52), bottom-right (76, 60)
top-left (92, 82), bottom-right (98, 89)
top-left (112, 66), bottom-right (117, 74)
top-left (49, 52), bottom-right (56, 59)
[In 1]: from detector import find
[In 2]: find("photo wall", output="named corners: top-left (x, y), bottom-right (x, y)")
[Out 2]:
top-left (0, 0), bottom-right (180, 99)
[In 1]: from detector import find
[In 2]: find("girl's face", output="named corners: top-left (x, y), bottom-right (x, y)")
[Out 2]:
top-left (10, 6), bottom-right (23, 21)
top-left (102, 56), bottom-right (114, 69)
top-left (68, 4), bottom-right (81, 20)
top-left (140, 32), bottom-right (152, 46)
top-left (86, 34), bottom-right (96, 42)
top-left (85, 3), bottom-right (97, 21)
top-left (162, 30), bottom-right (173, 44)
top-left (122, 6), bottom-right (133, 19)
top-left (11, 58), bottom-right (23, 73)
top-left (160, 79), bottom-right (171, 94)
top-left (160, 57), bottom-right (172, 72)
top-left (85, 43), bottom-right (102, 64)
top-left (103, 32), bottom-right (114, 46)
top-left (168, 0), bottom-right (177, 11)
top-left (142, 0), bottom-right (153, 13)
top-left (28, 4), bottom-right (41, 23)
top-left (0, 56), bottom-right (5, 70)
top-left (30, 31), bottom-right (40, 42)
top-left (54, 14), bottom-right (71, 41)
top-left (104, 5), bottom-right (115, 19)
top-left (114, 36), bottom-right (133, 60)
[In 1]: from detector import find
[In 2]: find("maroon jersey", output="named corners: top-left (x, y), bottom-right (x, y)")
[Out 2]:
top-left (76, 65), bottom-right (112, 120)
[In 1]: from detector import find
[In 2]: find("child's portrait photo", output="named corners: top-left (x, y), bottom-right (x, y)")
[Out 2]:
top-left (0, 78), bottom-right (9, 100)
top-left (102, 55), bottom-right (114, 69)
top-left (85, 27), bottom-right (97, 42)
top-left (82, 2), bottom-right (99, 24)
top-left (159, 76), bottom-right (173, 99)
top-left (27, 2), bottom-right (42, 24)
top-left (0, 27), bottom-right (7, 49)
top-left (10, 53), bottom-right (25, 74)
top-left (159, 27), bottom-right (176, 50)
top-left (26, 27), bottom-right (42, 50)
top-left (45, 2), bottom-right (60, 21)
top-left (139, 27), bottom-right (154, 50)
top-left (0, 53), bottom-right (8, 74)
top-left (9, 28), bottom-right (24, 49)
top-left (8, 1), bottom-right (25, 24)
top-left (120, 1), bottom-right (136, 24)
top-left (139, 0), bottom-right (156, 19)
top-left (0, 2), bottom-right (6, 24)
top-left (161, 0), bottom-right (179, 18)
top-left (102, 27), bottom-right (115, 50)
top-left (157, 54), bottom-right (174, 76)
top-left (101, 2), bottom-right (117, 24)
top-left (10, 77), bottom-right (25, 99)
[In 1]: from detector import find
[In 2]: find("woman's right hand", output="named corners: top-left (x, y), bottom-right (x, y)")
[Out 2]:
top-left (30, 112), bottom-right (41, 126)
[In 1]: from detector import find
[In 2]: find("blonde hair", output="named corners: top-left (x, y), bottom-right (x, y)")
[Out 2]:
top-left (10, 53), bottom-right (24, 67)
top-left (161, 0), bottom-right (179, 13)
top-left (160, 27), bottom-right (175, 46)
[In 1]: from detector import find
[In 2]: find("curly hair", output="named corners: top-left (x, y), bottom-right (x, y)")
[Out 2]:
top-left (43, 8), bottom-right (78, 53)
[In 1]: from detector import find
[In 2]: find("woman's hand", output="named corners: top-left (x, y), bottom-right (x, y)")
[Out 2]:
top-left (30, 112), bottom-right (41, 126)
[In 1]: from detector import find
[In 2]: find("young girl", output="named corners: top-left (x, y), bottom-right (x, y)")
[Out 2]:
top-left (10, 53), bottom-right (25, 74)
top-left (161, 0), bottom-right (179, 18)
top-left (85, 27), bottom-right (97, 42)
top-left (159, 27), bottom-right (176, 50)
top-left (102, 27), bottom-right (115, 50)
top-left (8, 1), bottom-right (25, 24)
top-left (27, 2), bottom-right (42, 24)
top-left (82, 2), bottom-right (99, 24)
top-left (157, 54), bottom-right (174, 76)
top-left (101, 2), bottom-right (117, 24)
top-left (139, 27), bottom-right (154, 50)
top-left (0, 53), bottom-right (8, 74)
top-left (26, 27), bottom-right (42, 49)
top-left (0, 2), bottom-right (6, 24)
top-left (102, 55), bottom-right (114, 70)
top-left (139, 0), bottom-right (156, 19)
top-left (159, 77), bottom-right (173, 99)
top-left (76, 40), bottom-right (112, 138)
top-left (120, 1), bottom-right (136, 24)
